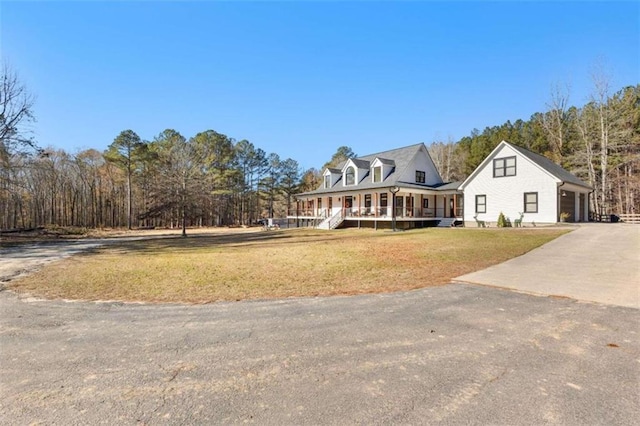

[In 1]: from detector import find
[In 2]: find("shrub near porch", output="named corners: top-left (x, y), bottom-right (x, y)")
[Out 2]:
top-left (8, 228), bottom-right (568, 303)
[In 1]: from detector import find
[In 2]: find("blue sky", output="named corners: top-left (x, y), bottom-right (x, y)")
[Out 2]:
top-left (2, 1), bottom-right (638, 170)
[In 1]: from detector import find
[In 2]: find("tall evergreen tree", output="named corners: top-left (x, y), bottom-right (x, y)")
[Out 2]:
top-left (105, 130), bottom-right (143, 229)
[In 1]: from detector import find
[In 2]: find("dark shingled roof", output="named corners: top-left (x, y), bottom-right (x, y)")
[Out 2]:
top-left (376, 158), bottom-right (395, 166)
top-left (508, 143), bottom-right (592, 189)
top-left (299, 143), bottom-right (453, 196)
top-left (350, 158), bottom-right (371, 169)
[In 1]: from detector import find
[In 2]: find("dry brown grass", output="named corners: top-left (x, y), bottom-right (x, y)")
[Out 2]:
top-left (8, 227), bottom-right (569, 303)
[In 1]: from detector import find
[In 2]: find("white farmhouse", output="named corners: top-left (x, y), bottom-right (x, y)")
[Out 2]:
top-left (290, 143), bottom-right (463, 230)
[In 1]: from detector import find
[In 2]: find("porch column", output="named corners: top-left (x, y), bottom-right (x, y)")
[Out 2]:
top-left (453, 194), bottom-right (457, 218)
top-left (444, 195), bottom-right (448, 218)
top-left (374, 193), bottom-right (378, 217)
top-left (584, 193), bottom-right (589, 222)
top-left (575, 192), bottom-right (580, 222)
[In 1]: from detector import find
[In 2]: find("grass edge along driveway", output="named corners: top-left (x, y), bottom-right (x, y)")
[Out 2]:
top-left (8, 227), bottom-right (569, 303)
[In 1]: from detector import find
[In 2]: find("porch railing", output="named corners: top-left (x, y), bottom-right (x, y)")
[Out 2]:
top-left (290, 206), bottom-right (464, 219)
top-left (288, 208), bottom-right (329, 217)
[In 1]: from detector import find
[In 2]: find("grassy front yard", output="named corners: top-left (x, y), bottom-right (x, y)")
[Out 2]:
top-left (9, 228), bottom-right (568, 303)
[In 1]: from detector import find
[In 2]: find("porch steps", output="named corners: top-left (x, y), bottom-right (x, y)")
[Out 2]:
top-left (437, 218), bottom-right (456, 228)
top-left (316, 211), bottom-right (345, 230)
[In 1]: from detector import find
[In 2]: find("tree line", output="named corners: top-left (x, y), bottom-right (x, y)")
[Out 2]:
top-left (428, 82), bottom-right (639, 217)
top-left (1, 128), bottom-right (308, 234)
top-left (1, 62), bottom-right (638, 232)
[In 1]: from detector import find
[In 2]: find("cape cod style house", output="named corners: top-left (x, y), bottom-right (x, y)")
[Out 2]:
top-left (459, 140), bottom-right (592, 226)
top-left (289, 143), bottom-right (463, 230)
top-left (289, 140), bottom-right (592, 229)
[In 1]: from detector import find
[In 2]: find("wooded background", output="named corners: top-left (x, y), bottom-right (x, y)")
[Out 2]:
top-left (1, 62), bottom-right (638, 231)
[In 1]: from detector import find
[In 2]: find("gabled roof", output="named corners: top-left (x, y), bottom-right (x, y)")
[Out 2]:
top-left (375, 157), bottom-right (395, 166)
top-left (509, 144), bottom-right (591, 189)
top-left (301, 143), bottom-right (437, 196)
top-left (325, 168), bottom-right (341, 174)
top-left (348, 158), bottom-right (371, 169)
top-left (459, 140), bottom-right (592, 190)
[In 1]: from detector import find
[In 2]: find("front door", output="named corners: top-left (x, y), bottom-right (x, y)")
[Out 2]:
top-left (344, 196), bottom-right (353, 216)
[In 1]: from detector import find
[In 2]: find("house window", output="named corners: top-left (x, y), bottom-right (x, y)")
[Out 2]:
top-left (373, 166), bottom-right (382, 183)
top-left (416, 170), bottom-right (426, 183)
top-left (324, 175), bottom-right (330, 189)
top-left (364, 194), bottom-right (372, 208)
top-left (524, 192), bottom-right (538, 213)
top-left (380, 193), bottom-right (388, 207)
top-left (345, 166), bottom-right (355, 185)
top-left (423, 198), bottom-right (429, 209)
top-left (475, 195), bottom-right (486, 213)
top-left (493, 156), bottom-right (516, 177)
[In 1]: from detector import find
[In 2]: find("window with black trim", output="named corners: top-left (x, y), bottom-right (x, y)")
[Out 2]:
top-left (416, 170), bottom-right (426, 183)
top-left (345, 166), bottom-right (355, 185)
top-left (475, 195), bottom-right (486, 213)
top-left (493, 156), bottom-right (516, 177)
top-left (524, 192), bottom-right (538, 213)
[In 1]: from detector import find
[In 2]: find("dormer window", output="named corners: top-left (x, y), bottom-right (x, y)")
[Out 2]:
top-left (370, 157), bottom-right (394, 184)
top-left (416, 170), bottom-right (426, 183)
top-left (373, 166), bottom-right (382, 183)
top-left (324, 175), bottom-right (331, 189)
top-left (345, 166), bottom-right (355, 185)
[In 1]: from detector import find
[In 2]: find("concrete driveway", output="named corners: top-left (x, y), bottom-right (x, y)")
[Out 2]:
top-left (454, 224), bottom-right (640, 309)
top-left (1, 227), bottom-right (639, 424)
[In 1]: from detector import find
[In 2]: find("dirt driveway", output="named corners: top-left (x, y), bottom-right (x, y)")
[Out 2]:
top-left (0, 240), bottom-right (106, 289)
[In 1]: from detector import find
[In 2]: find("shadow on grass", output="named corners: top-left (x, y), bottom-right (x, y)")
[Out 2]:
top-left (76, 229), bottom-right (356, 257)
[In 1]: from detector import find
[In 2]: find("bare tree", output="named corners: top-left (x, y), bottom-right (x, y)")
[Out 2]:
top-left (576, 103), bottom-right (599, 213)
top-left (0, 63), bottom-right (36, 165)
top-left (590, 60), bottom-right (613, 215)
top-left (429, 138), bottom-right (459, 181)
top-left (540, 82), bottom-right (571, 164)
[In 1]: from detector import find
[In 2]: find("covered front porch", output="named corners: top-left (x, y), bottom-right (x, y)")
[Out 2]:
top-left (288, 189), bottom-right (463, 229)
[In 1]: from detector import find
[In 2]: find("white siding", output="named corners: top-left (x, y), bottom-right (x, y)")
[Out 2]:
top-left (463, 145), bottom-right (559, 224)
top-left (398, 146), bottom-right (443, 185)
